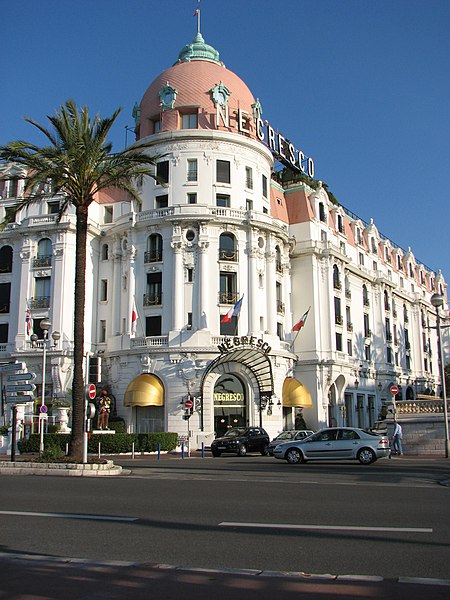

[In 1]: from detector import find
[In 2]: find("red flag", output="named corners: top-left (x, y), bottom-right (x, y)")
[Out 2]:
top-left (293, 308), bottom-right (310, 332)
top-left (131, 301), bottom-right (137, 335)
top-left (25, 308), bottom-right (32, 336)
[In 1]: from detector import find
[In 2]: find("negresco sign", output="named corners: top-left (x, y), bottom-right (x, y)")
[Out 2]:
top-left (217, 336), bottom-right (272, 355)
top-left (215, 104), bottom-right (315, 178)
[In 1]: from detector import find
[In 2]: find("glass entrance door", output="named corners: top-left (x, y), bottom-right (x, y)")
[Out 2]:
top-left (213, 374), bottom-right (247, 437)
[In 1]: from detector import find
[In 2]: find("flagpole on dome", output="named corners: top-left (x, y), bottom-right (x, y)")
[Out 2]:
top-left (194, 1), bottom-right (201, 34)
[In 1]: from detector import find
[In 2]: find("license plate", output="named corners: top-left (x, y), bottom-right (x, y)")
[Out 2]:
top-left (218, 446), bottom-right (226, 450)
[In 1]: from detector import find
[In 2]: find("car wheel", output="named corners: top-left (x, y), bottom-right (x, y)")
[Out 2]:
top-left (237, 444), bottom-right (247, 457)
top-left (211, 449), bottom-right (221, 457)
top-left (261, 444), bottom-right (269, 456)
top-left (358, 448), bottom-right (376, 464)
top-left (285, 448), bottom-right (303, 464)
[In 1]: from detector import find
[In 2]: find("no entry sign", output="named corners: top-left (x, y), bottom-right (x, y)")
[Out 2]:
top-left (390, 385), bottom-right (399, 396)
top-left (87, 383), bottom-right (97, 400)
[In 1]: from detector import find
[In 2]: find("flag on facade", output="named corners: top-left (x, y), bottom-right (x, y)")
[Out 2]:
top-left (25, 308), bottom-right (32, 336)
top-left (131, 301), bottom-right (138, 335)
top-left (292, 307), bottom-right (310, 332)
top-left (221, 295), bottom-right (244, 323)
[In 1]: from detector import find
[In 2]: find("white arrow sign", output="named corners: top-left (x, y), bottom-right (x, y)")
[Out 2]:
top-left (5, 383), bottom-right (36, 392)
top-left (7, 372), bottom-right (36, 382)
top-left (5, 394), bottom-right (35, 404)
top-left (0, 362), bottom-right (26, 373)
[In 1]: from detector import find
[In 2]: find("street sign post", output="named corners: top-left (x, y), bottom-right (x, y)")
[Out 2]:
top-left (5, 394), bottom-right (34, 404)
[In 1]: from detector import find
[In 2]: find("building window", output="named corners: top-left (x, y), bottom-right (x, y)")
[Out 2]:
top-left (363, 285), bottom-right (369, 306)
top-left (0, 282), bottom-right (11, 314)
top-left (187, 159), bottom-right (198, 182)
top-left (47, 201), bottom-right (60, 215)
top-left (156, 195), bottom-right (168, 209)
top-left (263, 207), bottom-right (268, 214)
top-left (100, 279), bottom-right (108, 302)
top-left (187, 313), bottom-right (193, 330)
top-left (181, 113), bottom-right (198, 129)
top-left (34, 238), bottom-right (52, 268)
top-left (319, 203), bottom-right (326, 222)
top-left (187, 193), bottom-right (197, 204)
top-left (245, 166), bottom-right (253, 189)
top-left (365, 345), bottom-right (371, 361)
top-left (246, 199), bottom-right (253, 211)
top-left (144, 272), bottom-right (162, 305)
top-left (145, 234), bottom-right (163, 263)
top-left (277, 322), bottom-right (284, 340)
top-left (146, 316), bottom-right (162, 336)
top-left (156, 160), bottom-right (169, 184)
top-left (0, 323), bottom-right (8, 343)
top-left (104, 206), bottom-right (113, 224)
top-left (32, 277), bottom-right (51, 308)
top-left (276, 282), bottom-right (284, 315)
top-left (219, 233), bottom-right (237, 261)
top-left (217, 160), bottom-right (230, 184)
top-left (336, 333), bottom-right (343, 351)
top-left (364, 313), bottom-right (370, 337)
top-left (219, 271), bottom-right (237, 304)
top-left (347, 339), bottom-right (352, 356)
top-left (153, 120), bottom-right (161, 134)
top-left (334, 297), bottom-right (342, 325)
top-left (359, 252), bottom-right (364, 266)
top-left (0, 246), bottom-right (13, 273)
top-left (99, 320), bottom-right (106, 343)
top-left (262, 174), bottom-right (268, 198)
top-left (387, 346), bottom-right (392, 363)
top-left (216, 194), bottom-right (230, 208)
top-left (101, 244), bottom-right (109, 260)
top-left (187, 268), bottom-right (194, 283)
top-left (333, 265), bottom-right (341, 289)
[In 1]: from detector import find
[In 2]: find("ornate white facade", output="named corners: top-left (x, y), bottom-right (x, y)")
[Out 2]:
top-left (1, 34), bottom-right (448, 447)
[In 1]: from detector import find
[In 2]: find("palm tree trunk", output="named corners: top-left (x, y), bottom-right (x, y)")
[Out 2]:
top-left (68, 204), bottom-right (89, 461)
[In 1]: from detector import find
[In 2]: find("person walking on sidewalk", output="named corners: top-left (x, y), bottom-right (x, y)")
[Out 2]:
top-left (392, 421), bottom-right (403, 455)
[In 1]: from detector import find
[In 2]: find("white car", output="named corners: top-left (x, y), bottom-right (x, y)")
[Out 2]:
top-left (273, 427), bottom-right (390, 465)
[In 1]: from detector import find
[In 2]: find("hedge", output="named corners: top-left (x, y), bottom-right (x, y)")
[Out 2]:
top-left (18, 432), bottom-right (178, 454)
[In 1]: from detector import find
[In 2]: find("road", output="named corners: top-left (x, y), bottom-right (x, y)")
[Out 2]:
top-left (0, 454), bottom-right (449, 599)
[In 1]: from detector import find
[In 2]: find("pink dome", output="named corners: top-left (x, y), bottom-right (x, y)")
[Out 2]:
top-left (138, 35), bottom-right (257, 140)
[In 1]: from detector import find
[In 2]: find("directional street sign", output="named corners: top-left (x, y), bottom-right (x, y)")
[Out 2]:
top-left (0, 362), bottom-right (26, 373)
top-left (5, 394), bottom-right (34, 404)
top-left (7, 372), bottom-right (36, 382)
top-left (5, 383), bottom-right (36, 393)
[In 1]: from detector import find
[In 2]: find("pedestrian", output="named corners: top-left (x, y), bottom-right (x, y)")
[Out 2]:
top-left (392, 421), bottom-right (403, 455)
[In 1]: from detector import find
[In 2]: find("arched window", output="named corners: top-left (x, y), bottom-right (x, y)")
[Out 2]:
top-left (145, 234), bottom-right (163, 263)
top-left (101, 244), bottom-right (109, 260)
top-left (362, 285), bottom-right (369, 307)
top-left (384, 290), bottom-right (390, 311)
top-left (275, 246), bottom-right (282, 272)
top-left (333, 265), bottom-right (341, 289)
top-left (319, 202), bottom-right (327, 222)
top-left (34, 239), bottom-right (52, 268)
top-left (219, 233), bottom-right (237, 261)
top-left (0, 246), bottom-right (13, 273)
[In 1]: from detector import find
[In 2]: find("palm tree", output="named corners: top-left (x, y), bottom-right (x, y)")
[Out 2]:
top-left (0, 99), bottom-right (158, 461)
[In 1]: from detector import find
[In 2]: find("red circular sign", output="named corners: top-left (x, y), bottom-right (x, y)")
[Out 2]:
top-left (185, 399), bottom-right (193, 409)
top-left (390, 385), bottom-right (399, 396)
top-left (88, 383), bottom-right (97, 400)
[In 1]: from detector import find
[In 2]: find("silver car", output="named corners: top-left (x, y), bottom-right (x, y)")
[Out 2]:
top-left (267, 430), bottom-right (314, 455)
top-left (273, 427), bottom-right (390, 465)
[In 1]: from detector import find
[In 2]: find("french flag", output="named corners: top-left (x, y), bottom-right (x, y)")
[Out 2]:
top-left (221, 295), bottom-right (244, 323)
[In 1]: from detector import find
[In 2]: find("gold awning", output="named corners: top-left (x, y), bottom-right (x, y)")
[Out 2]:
top-left (124, 374), bottom-right (164, 407)
top-left (282, 377), bottom-right (313, 408)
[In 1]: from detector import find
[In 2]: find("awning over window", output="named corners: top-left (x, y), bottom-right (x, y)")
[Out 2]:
top-left (124, 374), bottom-right (164, 407)
top-left (282, 377), bottom-right (313, 408)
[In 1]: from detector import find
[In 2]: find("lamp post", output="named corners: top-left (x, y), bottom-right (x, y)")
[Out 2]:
top-left (430, 293), bottom-right (449, 458)
top-left (31, 319), bottom-right (60, 455)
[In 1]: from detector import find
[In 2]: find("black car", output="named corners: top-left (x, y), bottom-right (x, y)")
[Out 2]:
top-left (211, 427), bottom-right (270, 457)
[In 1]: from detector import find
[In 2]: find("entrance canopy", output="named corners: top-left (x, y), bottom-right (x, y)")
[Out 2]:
top-left (124, 374), bottom-right (164, 407)
top-left (202, 347), bottom-right (273, 398)
top-left (282, 377), bottom-right (313, 408)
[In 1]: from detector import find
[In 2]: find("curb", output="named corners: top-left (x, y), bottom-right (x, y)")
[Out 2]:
top-left (0, 459), bottom-right (123, 477)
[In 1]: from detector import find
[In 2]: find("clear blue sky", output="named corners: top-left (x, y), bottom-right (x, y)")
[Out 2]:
top-left (1, 0), bottom-right (449, 281)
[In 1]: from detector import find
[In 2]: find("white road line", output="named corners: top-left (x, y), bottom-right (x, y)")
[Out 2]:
top-left (0, 510), bottom-right (137, 522)
top-left (219, 522), bottom-right (432, 533)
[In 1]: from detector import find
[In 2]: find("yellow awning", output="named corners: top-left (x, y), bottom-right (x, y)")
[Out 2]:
top-left (282, 377), bottom-right (313, 408)
top-left (124, 374), bottom-right (164, 407)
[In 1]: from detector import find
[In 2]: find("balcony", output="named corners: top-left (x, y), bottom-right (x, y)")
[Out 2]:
top-left (364, 329), bottom-right (372, 338)
top-left (144, 250), bottom-right (163, 263)
top-left (29, 296), bottom-right (50, 309)
top-left (363, 298), bottom-right (370, 307)
top-left (0, 303), bottom-right (10, 314)
top-left (345, 289), bottom-right (351, 299)
top-left (218, 292), bottom-right (239, 305)
top-left (143, 293), bottom-right (162, 306)
top-left (347, 322), bottom-right (353, 332)
top-left (386, 333), bottom-right (392, 343)
top-left (32, 255), bottom-right (52, 268)
top-left (335, 315), bottom-right (343, 326)
top-left (334, 281), bottom-right (342, 291)
top-left (218, 249), bottom-right (237, 262)
top-left (277, 301), bottom-right (285, 315)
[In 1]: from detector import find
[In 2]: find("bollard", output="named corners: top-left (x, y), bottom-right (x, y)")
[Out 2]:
top-left (157, 442), bottom-right (161, 460)
top-left (65, 443), bottom-right (69, 456)
top-left (202, 441), bottom-right (205, 458)
top-left (132, 441), bottom-right (135, 459)
top-left (98, 442), bottom-right (101, 459)
top-left (181, 442), bottom-right (185, 459)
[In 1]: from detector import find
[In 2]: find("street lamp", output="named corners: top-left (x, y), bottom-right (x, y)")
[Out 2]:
top-left (430, 293), bottom-right (449, 458)
top-left (31, 319), bottom-right (60, 455)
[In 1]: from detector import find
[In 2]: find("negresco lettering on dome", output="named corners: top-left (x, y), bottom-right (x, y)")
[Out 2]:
top-left (215, 104), bottom-right (315, 178)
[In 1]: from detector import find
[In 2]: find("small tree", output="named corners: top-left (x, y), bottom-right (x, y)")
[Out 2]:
top-left (0, 100), bottom-right (158, 460)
